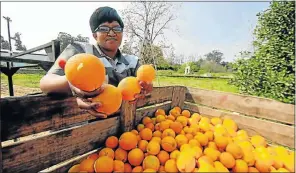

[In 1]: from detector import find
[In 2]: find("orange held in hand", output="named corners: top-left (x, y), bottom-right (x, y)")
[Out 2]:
top-left (136, 64), bottom-right (156, 83)
top-left (92, 84), bottom-right (122, 115)
top-left (117, 77), bottom-right (141, 101)
top-left (64, 53), bottom-right (106, 92)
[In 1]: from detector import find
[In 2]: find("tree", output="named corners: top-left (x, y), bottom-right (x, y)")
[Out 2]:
top-left (57, 32), bottom-right (89, 52)
top-left (204, 50), bottom-right (224, 64)
top-left (121, 1), bottom-right (180, 63)
top-left (231, 1), bottom-right (295, 104)
top-left (12, 32), bottom-right (27, 51)
top-left (1, 35), bottom-right (10, 50)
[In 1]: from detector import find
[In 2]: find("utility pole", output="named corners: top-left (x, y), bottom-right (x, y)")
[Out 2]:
top-left (3, 16), bottom-right (14, 96)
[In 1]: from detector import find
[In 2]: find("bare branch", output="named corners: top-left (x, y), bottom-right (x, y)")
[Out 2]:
top-left (152, 14), bottom-right (174, 42)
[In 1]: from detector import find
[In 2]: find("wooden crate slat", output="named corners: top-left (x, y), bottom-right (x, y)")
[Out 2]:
top-left (136, 86), bottom-right (174, 108)
top-left (185, 88), bottom-right (295, 125)
top-left (39, 148), bottom-right (100, 173)
top-left (183, 102), bottom-right (295, 148)
top-left (171, 86), bottom-right (187, 109)
top-left (120, 100), bottom-right (136, 133)
top-left (2, 117), bottom-right (120, 173)
top-left (135, 101), bottom-right (172, 126)
top-left (0, 94), bottom-right (101, 141)
top-left (0, 108), bottom-right (2, 173)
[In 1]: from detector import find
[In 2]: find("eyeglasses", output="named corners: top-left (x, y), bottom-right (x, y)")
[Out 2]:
top-left (95, 26), bottom-right (123, 33)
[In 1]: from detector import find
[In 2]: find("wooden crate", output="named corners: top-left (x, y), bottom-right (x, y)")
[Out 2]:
top-left (0, 86), bottom-right (294, 173)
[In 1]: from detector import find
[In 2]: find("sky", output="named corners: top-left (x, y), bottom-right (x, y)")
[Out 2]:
top-left (1, 1), bottom-right (271, 62)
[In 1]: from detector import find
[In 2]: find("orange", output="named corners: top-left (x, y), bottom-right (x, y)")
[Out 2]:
top-left (117, 76), bottom-right (141, 101)
top-left (138, 140), bottom-right (148, 152)
top-left (175, 134), bottom-right (189, 148)
top-left (142, 116), bottom-right (152, 125)
top-left (140, 128), bottom-right (153, 141)
top-left (143, 155), bottom-right (160, 171)
top-left (132, 166), bottom-right (143, 172)
top-left (68, 164), bottom-right (80, 172)
top-left (136, 64), bottom-right (156, 83)
top-left (92, 84), bottom-right (122, 115)
top-left (124, 163), bottom-right (132, 172)
top-left (131, 130), bottom-right (138, 135)
top-left (170, 121), bottom-right (183, 134)
top-left (64, 53), bottom-right (106, 92)
top-left (226, 142), bottom-right (243, 159)
top-left (87, 153), bottom-right (99, 161)
top-left (173, 107), bottom-right (182, 114)
top-left (105, 136), bottom-right (119, 149)
top-left (219, 152), bottom-right (236, 169)
top-left (165, 159), bottom-right (178, 172)
top-left (128, 148), bottom-right (144, 166)
top-left (113, 160), bottom-right (125, 172)
top-left (162, 129), bottom-right (176, 138)
top-left (94, 156), bottom-right (114, 173)
top-left (177, 150), bottom-right (196, 172)
top-left (170, 150), bottom-right (181, 159)
top-left (137, 124), bottom-right (145, 132)
top-left (155, 109), bottom-right (166, 116)
top-left (157, 150), bottom-right (170, 165)
top-left (145, 122), bottom-right (155, 131)
top-left (232, 159), bottom-right (248, 172)
top-left (147, 141), bottom-right (161, 155)
top-left (119, 132), bottom-right (138, 151)
top-left (159, 120), bottom-right (170, 131)
top-left (181, 110), bottom-right (191, 118)
top-left (99, 148), bottom-right (115, 159)
top-left (115, 148), bottom-right (128, 162)
top-left (248, 167), bottom-right (260, 172)
top-left (161, 136), bottom-right (177, 152)
top-left (153, 130), bottom-right (162, 138)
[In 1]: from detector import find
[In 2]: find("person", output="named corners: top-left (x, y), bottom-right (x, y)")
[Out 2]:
top-left (40, 6), bottom-right (153, 118)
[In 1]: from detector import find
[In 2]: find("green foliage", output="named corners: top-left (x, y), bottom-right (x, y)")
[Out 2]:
top-left (0, 35), bottom-right (10, 50)
top-left (231, 1), bottom-right (295, 104)
top-left (200, 60), bottom-right (227, 73)
top-left (13, 32), bottom-right (27, 51)
top-left (205, 50), bottom-right (224, 64)
top-left (57, 32), bottom-right (90, 52)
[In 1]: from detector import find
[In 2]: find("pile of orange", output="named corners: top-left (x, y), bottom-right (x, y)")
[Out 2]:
top-left (68, 107), bottom-right (294, 172)
top-left (59, 54), bottom-right (156, 115)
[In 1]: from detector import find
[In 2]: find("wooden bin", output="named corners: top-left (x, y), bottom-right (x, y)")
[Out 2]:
top-left (0, 86), bottom-right (294, 173)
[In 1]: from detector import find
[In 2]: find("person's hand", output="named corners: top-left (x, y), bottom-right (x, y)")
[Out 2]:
top-left (76, 97), bottom-right (107, 118)
top-left (69, 83), bottom-right (107, 118)
top-left (129, 81), bottom-right (153, 104)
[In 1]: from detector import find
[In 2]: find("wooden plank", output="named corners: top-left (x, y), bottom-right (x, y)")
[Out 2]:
top-left (0, 56), bottom-right (54, 65)
top-left (136, 86), bottom-right (174, 108)
top-left (40, 148), bottom-right (100, 173)
top-left (171, 86), bottom-right (187, 109)
top-left (0, 94), bottom-right (101, 141)
top-left (2, 117), bottom-right (120, 173)
top-left (135, 101), bottom-right (172, 126)
top-left (11, 41), bottom-right (54, 59)
top-left (183, 102), bottom-right (295, 148)
top-left (0, 107), bottom-right (2, 173)
top-left (120, 101), bottom-right (136, 133)
top-left (185, 87), bottom-right (295, 125)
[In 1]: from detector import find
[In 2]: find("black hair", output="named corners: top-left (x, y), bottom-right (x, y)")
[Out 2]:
top-left (89, 6), bottom-right (124, 33)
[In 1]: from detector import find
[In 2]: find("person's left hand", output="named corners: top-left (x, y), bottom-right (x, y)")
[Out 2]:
top-left (129, 81), bottom-right (153, 104)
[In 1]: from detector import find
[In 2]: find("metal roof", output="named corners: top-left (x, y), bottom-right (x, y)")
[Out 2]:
top-left (0, 50), bottom-right (51, 67)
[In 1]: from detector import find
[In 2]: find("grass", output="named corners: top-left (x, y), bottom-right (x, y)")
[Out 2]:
top-left (1, 72), bottom-right (239, 93)
top-left (157, 70), bottom-right (234, 78)
top-left (1, 73), bottom-right (44, 88)
top-left (153, 76), bottom-right (239, 93)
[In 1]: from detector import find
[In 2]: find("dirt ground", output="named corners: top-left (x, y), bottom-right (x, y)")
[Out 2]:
top-left (1, 83), bottom-right (42, 98)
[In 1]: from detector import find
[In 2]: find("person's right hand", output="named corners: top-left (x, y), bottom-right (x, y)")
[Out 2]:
top-left (69, 83), bottom-right (107, 118)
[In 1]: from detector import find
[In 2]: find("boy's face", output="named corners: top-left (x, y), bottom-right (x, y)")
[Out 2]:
top-left (93, 21), bottom-right (123, 52)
